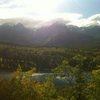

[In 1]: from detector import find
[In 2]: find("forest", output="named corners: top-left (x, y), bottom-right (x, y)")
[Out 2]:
top-left (0, 43), bottom-right (100, 100)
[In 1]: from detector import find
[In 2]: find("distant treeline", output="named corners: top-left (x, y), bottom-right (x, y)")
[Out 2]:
top-left (0, 43), bottom-right (100, 72)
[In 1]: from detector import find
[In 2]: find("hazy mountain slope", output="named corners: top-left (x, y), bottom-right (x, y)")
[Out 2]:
top-left (0, 22), bottom-right (100, 47)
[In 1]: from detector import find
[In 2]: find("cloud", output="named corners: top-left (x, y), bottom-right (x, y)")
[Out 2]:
top-left (0, 13), bottom-right (82, 28)
top-left (40, 13), bottom-right (100, 27)
top-left (0, 0), bottom-right (62, 19)
top-left (0, 0), bottom-right (99, 28)
top-left (89, 14), bottom-right (100, 21)
top-left (0, 18), bottom-right (42, 28)
top-left (28, 13), bottom-right (100, 27)
top-left (0, 0), bottom-right (10, 5)
top-left (69, 14), bottom-right (100, 27)
top-left (34, 13), bottom-right (83, 27)
top-left (0, 13), bottom-right (100, 28)
top-left (48, 13), bottom-right (82, 21)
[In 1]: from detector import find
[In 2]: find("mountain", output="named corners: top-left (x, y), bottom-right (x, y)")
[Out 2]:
top-left (0, 22), bottom-right (100, 47)
top-left (0, 23), bottom-right (36, 45)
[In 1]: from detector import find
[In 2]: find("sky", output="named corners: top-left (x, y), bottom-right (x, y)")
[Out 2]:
top-left (59, 0), bottom-right (100, 17)
top-left (0, 0), bottom-right (100, 27)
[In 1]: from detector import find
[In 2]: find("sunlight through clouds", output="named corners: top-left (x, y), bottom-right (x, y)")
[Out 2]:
top-left (0, 0), bottom-right (62, 18)
top-left (0, 0), bottom-right (100, 27)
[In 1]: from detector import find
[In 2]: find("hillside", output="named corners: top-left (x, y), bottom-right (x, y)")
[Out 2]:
top-left (0, 22), bottom-right (100, 47)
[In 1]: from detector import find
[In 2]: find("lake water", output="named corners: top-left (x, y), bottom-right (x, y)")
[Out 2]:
top-left (0, 72), bottom-right (74, 86)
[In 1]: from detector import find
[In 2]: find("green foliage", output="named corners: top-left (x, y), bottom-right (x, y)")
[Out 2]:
top-left (0, 68), bottom-right (58, 100)
top-left (0, 64), bottom-right (100, 100)
top-left (0, 44), bottom-right (100, 100)
top-left (0, 44), bottom-right (99, 72)
top-left (91, 66), bottom-right (100, 100)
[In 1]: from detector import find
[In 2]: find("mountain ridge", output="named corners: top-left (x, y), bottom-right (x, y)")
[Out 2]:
top-left (0, 22), bottom-right (100, 47)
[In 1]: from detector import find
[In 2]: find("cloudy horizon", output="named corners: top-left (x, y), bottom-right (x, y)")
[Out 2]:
top-left (0, 0), bottom-right (100, 28)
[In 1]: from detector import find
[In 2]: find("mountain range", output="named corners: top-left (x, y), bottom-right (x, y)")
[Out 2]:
top-left (0, 22), bottom-right (100, 47)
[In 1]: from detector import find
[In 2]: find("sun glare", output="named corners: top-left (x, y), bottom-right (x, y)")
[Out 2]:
top-left (23, 0), bottom-right (61, 14)
top-left (0, 0), bottom-right (63, 19)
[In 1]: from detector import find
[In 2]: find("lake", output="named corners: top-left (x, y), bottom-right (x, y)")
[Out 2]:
top-left (0, 72), bottom-right (75, 86)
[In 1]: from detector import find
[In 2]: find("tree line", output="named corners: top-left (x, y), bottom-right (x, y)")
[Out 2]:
top-left (0, 44), bottom-right (99, 72)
